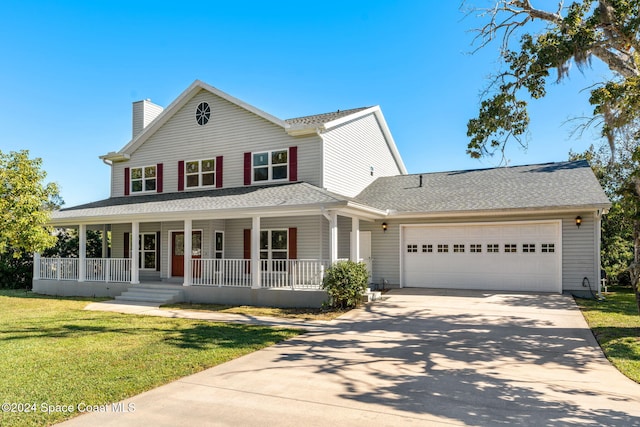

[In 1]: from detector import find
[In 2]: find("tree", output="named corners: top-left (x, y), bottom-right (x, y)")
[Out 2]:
top-left (465, 1), bottom-right (640, 311)
top-left (569, 142), bottom-right (636, 286)
top-left (0, 150), bottom-right (61, 256)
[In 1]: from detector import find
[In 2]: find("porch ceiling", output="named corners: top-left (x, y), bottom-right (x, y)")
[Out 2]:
top-left (51, 182), bottom-right (386, 226)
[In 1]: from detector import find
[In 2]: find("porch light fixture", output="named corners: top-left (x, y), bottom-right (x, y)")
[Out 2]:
top-left (575, 216), bottom-right (582, 228)
top-left (382, 222), bottom-right (388, 233)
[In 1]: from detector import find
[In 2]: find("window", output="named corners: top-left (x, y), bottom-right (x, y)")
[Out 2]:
top-left (253, 149), bottom-right (288, 182)
top-left (131, 165), bottom-right (156, 193)
top-left (422, 244), bottom-right (433, 253)
top-left (470, 244), bottom-right (482, 253)
top-left (407, 244), bottom-right (418, 253)
top-left (214, 231), bottom-right (224, 259)
top-left (504, 244), bottom-right (517, 253)
top-left (139, 233), bottom-right (156, 270)
top-left (196, 102), bottom-right (210, 126)
top-left (453, 244), bottom-right (465, 253)
top-left (437, 244), bottom-right (449, 253)
top-left (542, 243), bottom-right (555, 253)
top-left (261, 229), bottom-right (288, 266)
top-left (185, 159), bottom-right (215, 188)
top-left (523, 243), bottom-right (536, 253)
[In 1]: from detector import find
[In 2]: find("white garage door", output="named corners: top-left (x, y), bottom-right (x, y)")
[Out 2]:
top-left (401, 221), bottom-right (561, 292)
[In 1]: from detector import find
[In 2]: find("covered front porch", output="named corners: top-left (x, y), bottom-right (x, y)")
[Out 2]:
top-left (34, 183), bottom-right (385, 307)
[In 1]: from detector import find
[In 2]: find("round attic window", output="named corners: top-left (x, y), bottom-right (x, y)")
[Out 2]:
top-left (195, 102), bottom-right (211, 126)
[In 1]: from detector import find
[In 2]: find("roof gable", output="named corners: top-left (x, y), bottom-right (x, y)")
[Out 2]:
top-left (101, 80), bottom-right (289, 161)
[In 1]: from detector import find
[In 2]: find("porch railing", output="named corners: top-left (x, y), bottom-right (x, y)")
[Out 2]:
top-left (37, 257), bottom-right (329, 289)
top-left (191, 259), bottom-right (251, 287)
top-left (85, 258), bottom-right (132, 283)
top-left (260, 259), bottom-right (329, 289)
top-left (38, 257), bottom-right (131, 283)
top-left (39, 258), bottom-right (79, 281)
top-left (191, 259), bottom-right (328, 289)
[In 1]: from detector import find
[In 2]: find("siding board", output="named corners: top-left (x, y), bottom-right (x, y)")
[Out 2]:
top-left (111, 90), bottom-right (321, 197)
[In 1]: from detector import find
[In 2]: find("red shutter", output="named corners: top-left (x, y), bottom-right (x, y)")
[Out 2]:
top-left (288, 227), bottom-right (297, 259)
top-left (243, 229), bottom-right (251, 274)
top-left (289, 146), bottom-right (298, 182)
top-left (178, 160), bottom-right (185, 191)
top-left (244, 152), bottom-right (251, 185)
top-left (243, 229), bottom-right (251, 259)
top-left (155, 231), bottom-right (161, 271)
top-left (124, 232), bottom-right (130, 258)
top-left (216, 156), bottom-right (223, 188)
top-left (156, 163), bottom-right (163, 193)
top-left (124, 167), bottom-right (130, 196)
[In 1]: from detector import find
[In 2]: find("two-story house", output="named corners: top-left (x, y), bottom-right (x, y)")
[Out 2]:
top-left (33, 80), bottom-right (611, 307)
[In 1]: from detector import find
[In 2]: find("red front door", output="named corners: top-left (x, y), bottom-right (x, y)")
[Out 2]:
top-left (171, 231), bottom-right (202, 277)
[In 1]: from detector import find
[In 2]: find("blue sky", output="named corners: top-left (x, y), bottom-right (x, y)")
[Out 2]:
top-left (0, 1), bottom-right (611, 207)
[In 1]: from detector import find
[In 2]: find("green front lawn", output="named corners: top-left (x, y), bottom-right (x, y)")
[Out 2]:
top-left (575, 290), bottom-right (640, 383)
top-left (0, 290), bottom-right (301, 427)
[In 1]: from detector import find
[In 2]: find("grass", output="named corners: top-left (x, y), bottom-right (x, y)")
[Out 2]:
top-left (575, 289), bottom-right (640, 383)
top-left (0, 290), bottom-right (302, 427)
top-left (162, 302), bottom-right (351, 321)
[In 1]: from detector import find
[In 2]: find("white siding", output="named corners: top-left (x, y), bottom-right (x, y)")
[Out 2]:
top-left (111, 89), bottom-right (322, 197)
top-left (225, 216), bottom-right (325, 260)
top-left (323, 113), bottom-right (403, 197)
top-left (364, 212), bottom-right (598, 292)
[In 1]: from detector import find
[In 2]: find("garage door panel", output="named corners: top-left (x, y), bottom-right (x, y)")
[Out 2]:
top-left (402, 222), bottom-right (561, 292)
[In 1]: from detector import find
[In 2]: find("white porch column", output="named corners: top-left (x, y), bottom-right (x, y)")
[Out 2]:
top-left (101, 224), bottom-right (108, 258)
top-left (251, 216), bottom-right (261, 289)
top-left (350, 217), bottom-right (360, 262)
top-left (184, 219), bottom-right (192, 286)
top-left (78, 224), bottom-right (86, 282)
top-left (131, 221), bottom-right (140, 284)
top-left (329, 212), bottom-right (338, 264)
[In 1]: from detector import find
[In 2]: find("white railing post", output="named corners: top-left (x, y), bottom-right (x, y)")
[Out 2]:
top-left (56, 258), bottom-right (61, 281)
top-left (105, 259), bottom-right (111, 283)
top-left (33, 253), bottom-right (41, 280)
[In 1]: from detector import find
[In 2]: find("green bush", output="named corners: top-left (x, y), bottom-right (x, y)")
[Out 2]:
top-left (0, 251), bottom-right (33, 289)
top-left (322, 261), bottom-right (369, 309)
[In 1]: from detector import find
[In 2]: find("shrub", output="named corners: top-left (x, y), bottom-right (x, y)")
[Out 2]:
top-left (322, 261), bottom-right (369, 309)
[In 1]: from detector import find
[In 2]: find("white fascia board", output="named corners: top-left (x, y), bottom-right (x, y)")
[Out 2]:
top-left (111, 80), bottom-right (290, 158)
top-left (323, 106), bottom-right (408, 175)
top-left (387, 204), bottom-right (612, 220)
top-left (48, 202), bottom-right (349, 227)
top-left (99, 152), bottom-right (130, 162)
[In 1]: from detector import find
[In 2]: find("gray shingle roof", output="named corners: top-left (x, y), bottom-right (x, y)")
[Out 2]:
top-left (285, 107), bottom-right (371, 127)
top-left (355, 160), bottom-right (611, 214)
top-left (53, 182), bottom-right (351, 222)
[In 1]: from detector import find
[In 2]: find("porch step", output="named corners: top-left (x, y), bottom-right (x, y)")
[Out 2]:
top-left (115, 285), bottom-right (184, 304)
top-left (362, 288), bottom-right (382, 303)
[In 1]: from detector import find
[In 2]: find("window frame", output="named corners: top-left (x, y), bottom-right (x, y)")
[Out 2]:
top-left (252, 148), bottom-right (289, 183)
top-left (137, 232), bottom-right (157, 270)
top-left (487, 244), bottom-right (499, 253)
top-left (130, 165), bottom-right (157, 193)
top-left (185, 158), bottom-right (216, 189)
top-left (260, 229), bottom-right (289, 271)
top-left (541, 243), bottom-right (556, 253)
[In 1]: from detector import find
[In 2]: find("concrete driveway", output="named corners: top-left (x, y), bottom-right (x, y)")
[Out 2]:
top-left (60, 289), bottom-right (640, 426)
